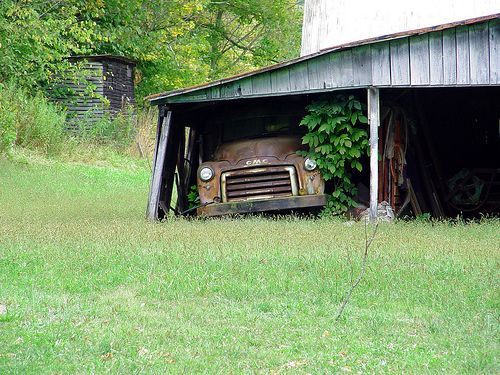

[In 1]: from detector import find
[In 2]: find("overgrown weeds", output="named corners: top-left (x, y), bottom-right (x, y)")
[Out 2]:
top-left (0, 82), bottom-right (65, 155)
top-left (0, 82), bottom-right (157, 164)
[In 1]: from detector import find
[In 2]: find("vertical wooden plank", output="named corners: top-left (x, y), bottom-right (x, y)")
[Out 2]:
top-left (307, 58), bottom-right (322, 89)
top-left (318, 53), bottom-right (334, 88)
top-left (211, 86), bottom-right (221, 99)
top-left (300, 0), bottom-right (321, 56)
top-left (456, 25), bottom-right (470, 84)
top-left (151, 107), bottom-right (164, 170)
top-left (251, 72), bottom-right (272, 94)
top-left (352, 45), bottom-right (372, 86)
top-left (332, 49), bottom-right (354, 87)
top-left (409, 34), bottom-right (430, 85)
top-left (469, 22), bottom-right (490, 84)
top-left (442, 28), bottom-right (457, 84)
top-left (390, 37), bottom-right (410, 85)
top-left (306, 53), bottom-right (332, 89)
top-left (489, 19), bottom-right (500, 84)
top-left (270, 69), bottom-right (291, 93)
top-left (175, 125), bottom-right (187, 214)
top-left (289, 62), bottom-right (309, 91)
top-left (371, 42), bottom-right (391, 86)
top-left (160, 118), bottom-right (181, 219)
top-left (183, 127), bottom-right (197, 191)
top-left (429, 31), bottom-right (444, 84)
top-left (239, 77), bottom-right (253, 96)
top-left (339, 49), bottom-right (354, 87)
top-left (147, 111), bottom-right (172, 220)
top-left (205, 88), bottom-right (212, 100)
top-left (368, 88), bottom-right (380, 223)
top-left (221, 82), bottom-right (237, 98)
top-left (330, 52), bottom-right (341, 88)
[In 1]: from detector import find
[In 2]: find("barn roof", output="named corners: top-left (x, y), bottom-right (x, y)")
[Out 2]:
top-left (148, 14), bottom-right (499, 106)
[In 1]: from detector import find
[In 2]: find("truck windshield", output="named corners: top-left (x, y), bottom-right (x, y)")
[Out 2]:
top-left (222, 115), bottom-right (302, 142)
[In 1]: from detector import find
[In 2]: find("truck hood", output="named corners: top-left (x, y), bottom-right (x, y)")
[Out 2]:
top-left (213, 136), bottom-right (304, 165)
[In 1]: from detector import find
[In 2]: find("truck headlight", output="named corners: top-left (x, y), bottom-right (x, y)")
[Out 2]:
top-left (304, 158), bottom-right (317, 171)
top-left (199, 167), bottom-right (214, 182)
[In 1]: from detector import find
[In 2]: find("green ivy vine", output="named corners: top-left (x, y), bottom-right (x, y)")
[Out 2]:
top-left (187, 184), bottom-right (200, 209)
top-left (299, 94), bottom-right (369, 215)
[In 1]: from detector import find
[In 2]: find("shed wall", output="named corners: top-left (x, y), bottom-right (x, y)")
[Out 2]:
top-left (103, 60), bottom-right (135, 115)
top-left (57, 62), bottom-right (104, 126)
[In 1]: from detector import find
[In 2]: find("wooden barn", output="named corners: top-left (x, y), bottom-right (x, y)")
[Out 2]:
top-left (146, 14), bottom-right (500, 221)
top-left (57, 55), bottom-right (136, 126)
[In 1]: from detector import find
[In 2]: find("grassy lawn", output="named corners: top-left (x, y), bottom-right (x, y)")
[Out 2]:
top-left (0, 155), bottom-right (498, 373)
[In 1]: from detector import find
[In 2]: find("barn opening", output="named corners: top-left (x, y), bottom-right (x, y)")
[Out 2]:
top-left (366, 87), bottom-right (499, 219)
top-left (168, 91), bottom-right (370, 217)
top-left (146, 15), bottom-right (499, 221)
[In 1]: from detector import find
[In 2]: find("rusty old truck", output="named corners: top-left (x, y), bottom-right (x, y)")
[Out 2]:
top-left (195, 116), bottom-right (327, 216)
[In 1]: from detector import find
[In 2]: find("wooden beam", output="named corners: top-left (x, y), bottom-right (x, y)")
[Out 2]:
top-left (368, 88), bottom-right (380, 222)
top-left (175, 126), bottom-right (188, 214)
top-left (183, 127), bottom-right (197, 189)
top-left (146, 111), bottom-right (172, 220)
top-left (159, 113), bottom-right (180, 219)
top-left (151, 106), bottom-right (166, 170)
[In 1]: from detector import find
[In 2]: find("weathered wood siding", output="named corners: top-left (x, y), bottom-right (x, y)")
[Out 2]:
top-left (103, 60), bottom-right (135, 115)
top-left (55, 62), bottom-right (104, 126)
top-left (54, 57), bottom-right (135, 128)
top-left (301, 0), bottom-right (500, 55)
top-left (160, 19), bottom-right (499, 105)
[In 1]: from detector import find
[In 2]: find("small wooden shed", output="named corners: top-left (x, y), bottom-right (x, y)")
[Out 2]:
top-left (58, 55), bottom-right (136, 125)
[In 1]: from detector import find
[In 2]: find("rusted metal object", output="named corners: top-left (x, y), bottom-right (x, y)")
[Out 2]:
top-left (199, 195), bottom-right (328, 216)
top-left (446, 168), bottom-right (500, 213)
top-left (196, 136), bottom-right (326, 216)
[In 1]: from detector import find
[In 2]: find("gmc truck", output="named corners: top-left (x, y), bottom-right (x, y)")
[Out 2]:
top-left (195, 118), bottom-right (327, 216)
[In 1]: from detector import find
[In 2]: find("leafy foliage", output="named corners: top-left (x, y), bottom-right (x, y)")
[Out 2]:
top-left (0, 0), bottom-right (303, 102)
top-left (77, 109), bottom-right (137, 150)
top-left (0, 82), bottom-right (66, 155)
top-left (194, 0), bottom-right (302, 80)
top-left (188, 185), bottom-right (201, 209)
top-left (299, 95), bottom-right (369, 215)
top-left (0, 1), bottom-right (104, 91)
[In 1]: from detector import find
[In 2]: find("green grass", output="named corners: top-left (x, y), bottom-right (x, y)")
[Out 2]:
top-left (0, 154), bottom-right (499, 373)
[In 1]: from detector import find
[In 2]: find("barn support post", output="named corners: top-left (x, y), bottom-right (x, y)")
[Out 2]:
top-left (175, 125), bottom-right (188, 214)
top-left (368, 87), bottom-right (380, 223)
top-left (146, 109), bottom-right (173, 221)
top-left (151, 105), bottom-right (166, 170)
top-left (159, 113), bottom-right (181, 219)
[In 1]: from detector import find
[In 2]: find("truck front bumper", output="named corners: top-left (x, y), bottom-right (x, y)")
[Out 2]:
top-left (197, 194), bottom-right (327, 217)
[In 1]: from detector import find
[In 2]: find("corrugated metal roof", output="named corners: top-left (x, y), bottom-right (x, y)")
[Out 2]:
top-left (147, 13), bottom-right (499, 105)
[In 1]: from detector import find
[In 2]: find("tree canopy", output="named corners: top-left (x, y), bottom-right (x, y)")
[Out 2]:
top-left (0, 0), bottom-right (303, 102)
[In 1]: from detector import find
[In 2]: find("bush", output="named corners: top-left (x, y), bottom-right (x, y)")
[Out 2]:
top-left (74, 106), bottom-right (140, 151)
top-left (299, 94), bottom-right (369, 215)
top-left (0, 82), bottom-right (155, 161)
top-left (0, 82), bottom-right (66, 155)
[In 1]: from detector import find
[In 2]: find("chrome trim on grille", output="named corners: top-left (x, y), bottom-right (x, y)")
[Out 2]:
top-left (221, 166), bottom-right (298, 203)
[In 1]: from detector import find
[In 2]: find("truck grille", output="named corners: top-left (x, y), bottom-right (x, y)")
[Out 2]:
top-left (221, 166), bottom-right (298, 202)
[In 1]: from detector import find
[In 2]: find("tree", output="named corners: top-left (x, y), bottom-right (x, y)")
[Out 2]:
top-left (0, 0), bottom-right (303, 102)
top-left (192, 0), bottom-right (303, 80)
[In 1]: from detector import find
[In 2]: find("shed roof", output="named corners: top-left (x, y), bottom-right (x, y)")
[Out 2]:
top-left (148, 14), bottom-right (500, 106)
top-left (69, 55), bottom-right (136, 66)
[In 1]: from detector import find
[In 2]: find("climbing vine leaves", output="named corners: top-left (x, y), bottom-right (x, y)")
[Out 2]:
top-left (299, 95), bottom-right (369, 215)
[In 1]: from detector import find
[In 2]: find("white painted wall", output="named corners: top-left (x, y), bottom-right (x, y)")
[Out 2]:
top-left (301, 0), bottom-right (500, 56)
